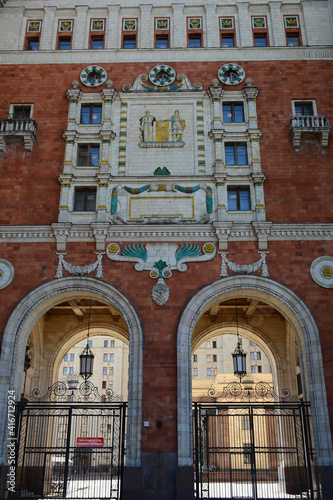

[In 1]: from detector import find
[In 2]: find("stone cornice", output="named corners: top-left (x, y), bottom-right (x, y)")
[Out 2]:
top-left (0, 47), bottom-right (332, 67)
top-left (0, 223), bottom-right (333, 251)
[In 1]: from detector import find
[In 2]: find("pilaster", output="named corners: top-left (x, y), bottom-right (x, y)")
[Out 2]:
top-left (40, 6), bottom-right (57, 50)
top-left (73, 5), bottom-right (89, 49)
top-left (236, 2), bottom-right (252, 47)
top-left (205, 3), bottom-right (219, 48)
top-left (107, 5), bottom-right (120, 49)
top-left (140, 4), bottom-right (152, 48)
top-left (172, 3), bottom-right (185, 48)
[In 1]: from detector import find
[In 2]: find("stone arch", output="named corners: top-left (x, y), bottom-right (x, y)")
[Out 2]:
top-left (177, 275), bottom-right (333, 468)
top-left (0, 277), bottom-right (143, 467)
top-left (49, 323), bottom-right (129, 387)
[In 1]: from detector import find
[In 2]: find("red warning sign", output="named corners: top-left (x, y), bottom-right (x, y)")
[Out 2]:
top-left (76, 437), bottom-right (104, 448)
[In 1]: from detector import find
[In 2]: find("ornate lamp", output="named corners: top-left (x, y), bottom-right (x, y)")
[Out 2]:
top-left (232, 299), bottom-right (247, 381)
top-left (79, 300), bottom-right (94, 381)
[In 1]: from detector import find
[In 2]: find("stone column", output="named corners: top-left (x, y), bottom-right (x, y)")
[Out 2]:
top-left (107, 4), bottom-right (120, 48)
top-left (140, 4), bottom-right (152, 48)
top-left (214, 176), bottom-right (228, 222)
top-left (242, 79), bottom-right (259, 129)
top-left (205, 3), bottom-right (219, 47)
top-left (73, 5), bottom-right (89, 49)
top-left (251, 173), bottom-right (267, 222)
top-left (66, 83), bottom-right (82, 131)
top-left (269, 2), bottom-right (285, 46)
top-left (208, 82), bottom-right (225, 173)
top-left (58, 175), bottom-right (74, 223)
top-left (40, 6), bottom-right (57, 50)
top-left (96, 175), bottom-right (110, 223)
top-left (172, 3), bottom-right (185, 48)
top-left (236, 2), bottom-right (252, 47)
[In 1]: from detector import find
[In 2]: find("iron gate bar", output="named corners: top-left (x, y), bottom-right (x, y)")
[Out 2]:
top-left (14, 401), bottom-right (127, 500)
top-left (193, 401), bottom-right (315, 500)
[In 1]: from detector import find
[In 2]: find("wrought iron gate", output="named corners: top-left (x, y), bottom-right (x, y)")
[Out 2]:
top-left (12, 385), bottom-right (127, 499)
top-left (193, 387), bottom-right (315, 499)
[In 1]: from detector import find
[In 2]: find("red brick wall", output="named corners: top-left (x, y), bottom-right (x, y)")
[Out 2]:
top-left (0, 240), bottom-right (332, 451)
top-left (0, 61), bottom-right (332, 225)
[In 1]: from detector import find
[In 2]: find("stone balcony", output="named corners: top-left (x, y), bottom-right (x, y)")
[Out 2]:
top-left (289, 114), bottom-right (331, 149)
top-left (0, 118), bottom-right (37, 152)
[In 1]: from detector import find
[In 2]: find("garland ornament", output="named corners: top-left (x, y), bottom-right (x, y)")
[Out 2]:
top-left (55, 253), bottom-right (104, 278)
top-left (219, 251), bottom-right (269, 277)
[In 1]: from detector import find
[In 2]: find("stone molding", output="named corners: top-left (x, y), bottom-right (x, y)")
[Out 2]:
top-left (0, 47), bottom-right (332, 66)
top-left (1, 223), bottom-right (333, 250)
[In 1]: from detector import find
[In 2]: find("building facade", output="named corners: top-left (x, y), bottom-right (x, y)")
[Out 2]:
top-left (0, 0), bottom-right (332, 498)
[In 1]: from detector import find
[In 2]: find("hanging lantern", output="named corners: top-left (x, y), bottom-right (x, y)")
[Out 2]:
top-left (232, 298), bottom-right (247, 381)
top-left (79, 342), bottom-right (94, 381)
top-left (232, 340), bottom-right (247, 381)
top-left (79, 299), bottom-right (94, 381)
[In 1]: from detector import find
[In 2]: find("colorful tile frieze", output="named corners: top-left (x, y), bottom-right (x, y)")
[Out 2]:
top-left (156, 19), bottom-right (169, 30)
top-left (220, 18), bottom-right (234, 30)
top-left (252, 17), bottom-right (266, 29)
top-left (284, 17), bottom-right (299, 28)
top-left (123, 19), bottom-right (137, 31)
top-left (91, 20), bottom-right (105, 31)
top-left (59, 21), bottom-right (73, 32)
top-left (188, 18), bottom-right (201, 30)
top-left (27, 21), bottom-right (41, 32)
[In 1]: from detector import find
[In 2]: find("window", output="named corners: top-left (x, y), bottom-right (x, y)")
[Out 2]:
top-left (294, 102), bottom-right (314, 116)
top-left (284, 16), bottom-right (301, 46)
top-left (243, 444), bottom-right (251, 464)
top-left (155, 18), bottom-right (170, 48)
top-left (103, 354), bottom-right (108, 362)
top-left (87, 340), bottom-right (93, 348)
top-left (110, 340), bottom-right (115, 348)
top-left (64, 354), bottom-right (68, 361)
top-left (58, 37), bottom-right (71, 50)
top-left (26, 38), bottom-right (39, 51)
top-left (207, 368), bottom-right (212, 376)
top-left (110, 354), bottom-right (114, 362)
top-left (156, 36), bottom-right (169, 48)
top-left (223, 103), bottom-right (244, 123)
top-left (227, 187), bottom-right (251, 211)
top-left (91, 37), bottom-right (104, 49)
top-left (249, 341), bottom-right (254, 346)
top-left (257, 352), bottom-right (261, 360)
top-left (63, 367), bottom-right (67, 375)
top-left (220, 17), bottom-right (236, 47)
top-left (70, 354), bottom-right (74, 361)
top-left (187, 17), bottom-right (202, 47)
top-left (122, 19), bottom-right (137, 48)
top-left (123, 36), bottom-right (136, 49)
top-left (193, 368), bottom-right (198, 376)
top-left (69, 367), bottom-right (74, 375)
top-left (252, 17), bottom-right (269, 46)
top-left (193, 354), bottom-right (198, 362)
top-left (103, 367), bottom-right (107, 375)
top-left (242, 415), bottom-right (250, 430)
top-left (188, 35), bottom-right (201, 48)
top-left (212, 341), bottom-right (217, 348)
top-left (80, 104), bottom-right (102, 125)
top-left (102, 381), bottom-right (106, 389)
top-left (213, 354), bottom-right (217, 362)
top-left (77, 144), bottom-right (100, 166)
top-left (104, 340), bottom-right (108, 348)
top-left (206, 354), bottom-right (211, 362)
top-left (13, 106), bottom-right (32, 119)
top-left (250, 352), bottom-right (255, 360)
top-left (251, 366), bottom-right (256, 373)
top-left (225, 143), bottom-right (247, 165)
top-left (258, 365), bottom-right (262, 373)
top-left (74, 188), bottom-right (97, 212)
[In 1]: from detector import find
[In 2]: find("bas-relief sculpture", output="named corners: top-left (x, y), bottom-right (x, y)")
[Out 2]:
top-left (139, 110), bottom-right (185, 145)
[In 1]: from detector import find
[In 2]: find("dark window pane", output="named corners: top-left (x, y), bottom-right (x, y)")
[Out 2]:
top-left (287, 35), bottom-right (299, 46)
top-left (78, 145), bottom-right (88, 165)
top-left (254, 35), bottom-right (267, 46)
top-left (227, 190), bottom-right (238, 211)
top-left (86, 191), bottom-right (97, 211)
top-left (234, 104), bottom-right (244, 122)
top-left (237, 144), bottom-right (247, 165)
top-left (74, 190), bottom-right (85, 211)
top-left (239, 190), bottom-right (251, 210)
top-left (123, 36), bottom-right (136, 48)
top-left (58, 38), bottom-right (71, 50)
top-left (221, 36), bottom-right (234, 47)
top-left (225, 145), bottom-right (235, 165)
top-left (156, 37), bottom-right (169, 48)
top-left (189, 35), bottom-right (201, 48)
top-left (26, 39), bottom-right (39, 50)
top-left (223, 104), bottom-right (232, 123)
top-left (80, 105), bottom-right (102, 124)
top-left (295, 102), bottom-right (313, 115)
top-left (74, 189), bottom-right (96, 212)
top-left (13, 106), bottom-right (31, 119)
top-left (91, 38), bottom-right (104, 49)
